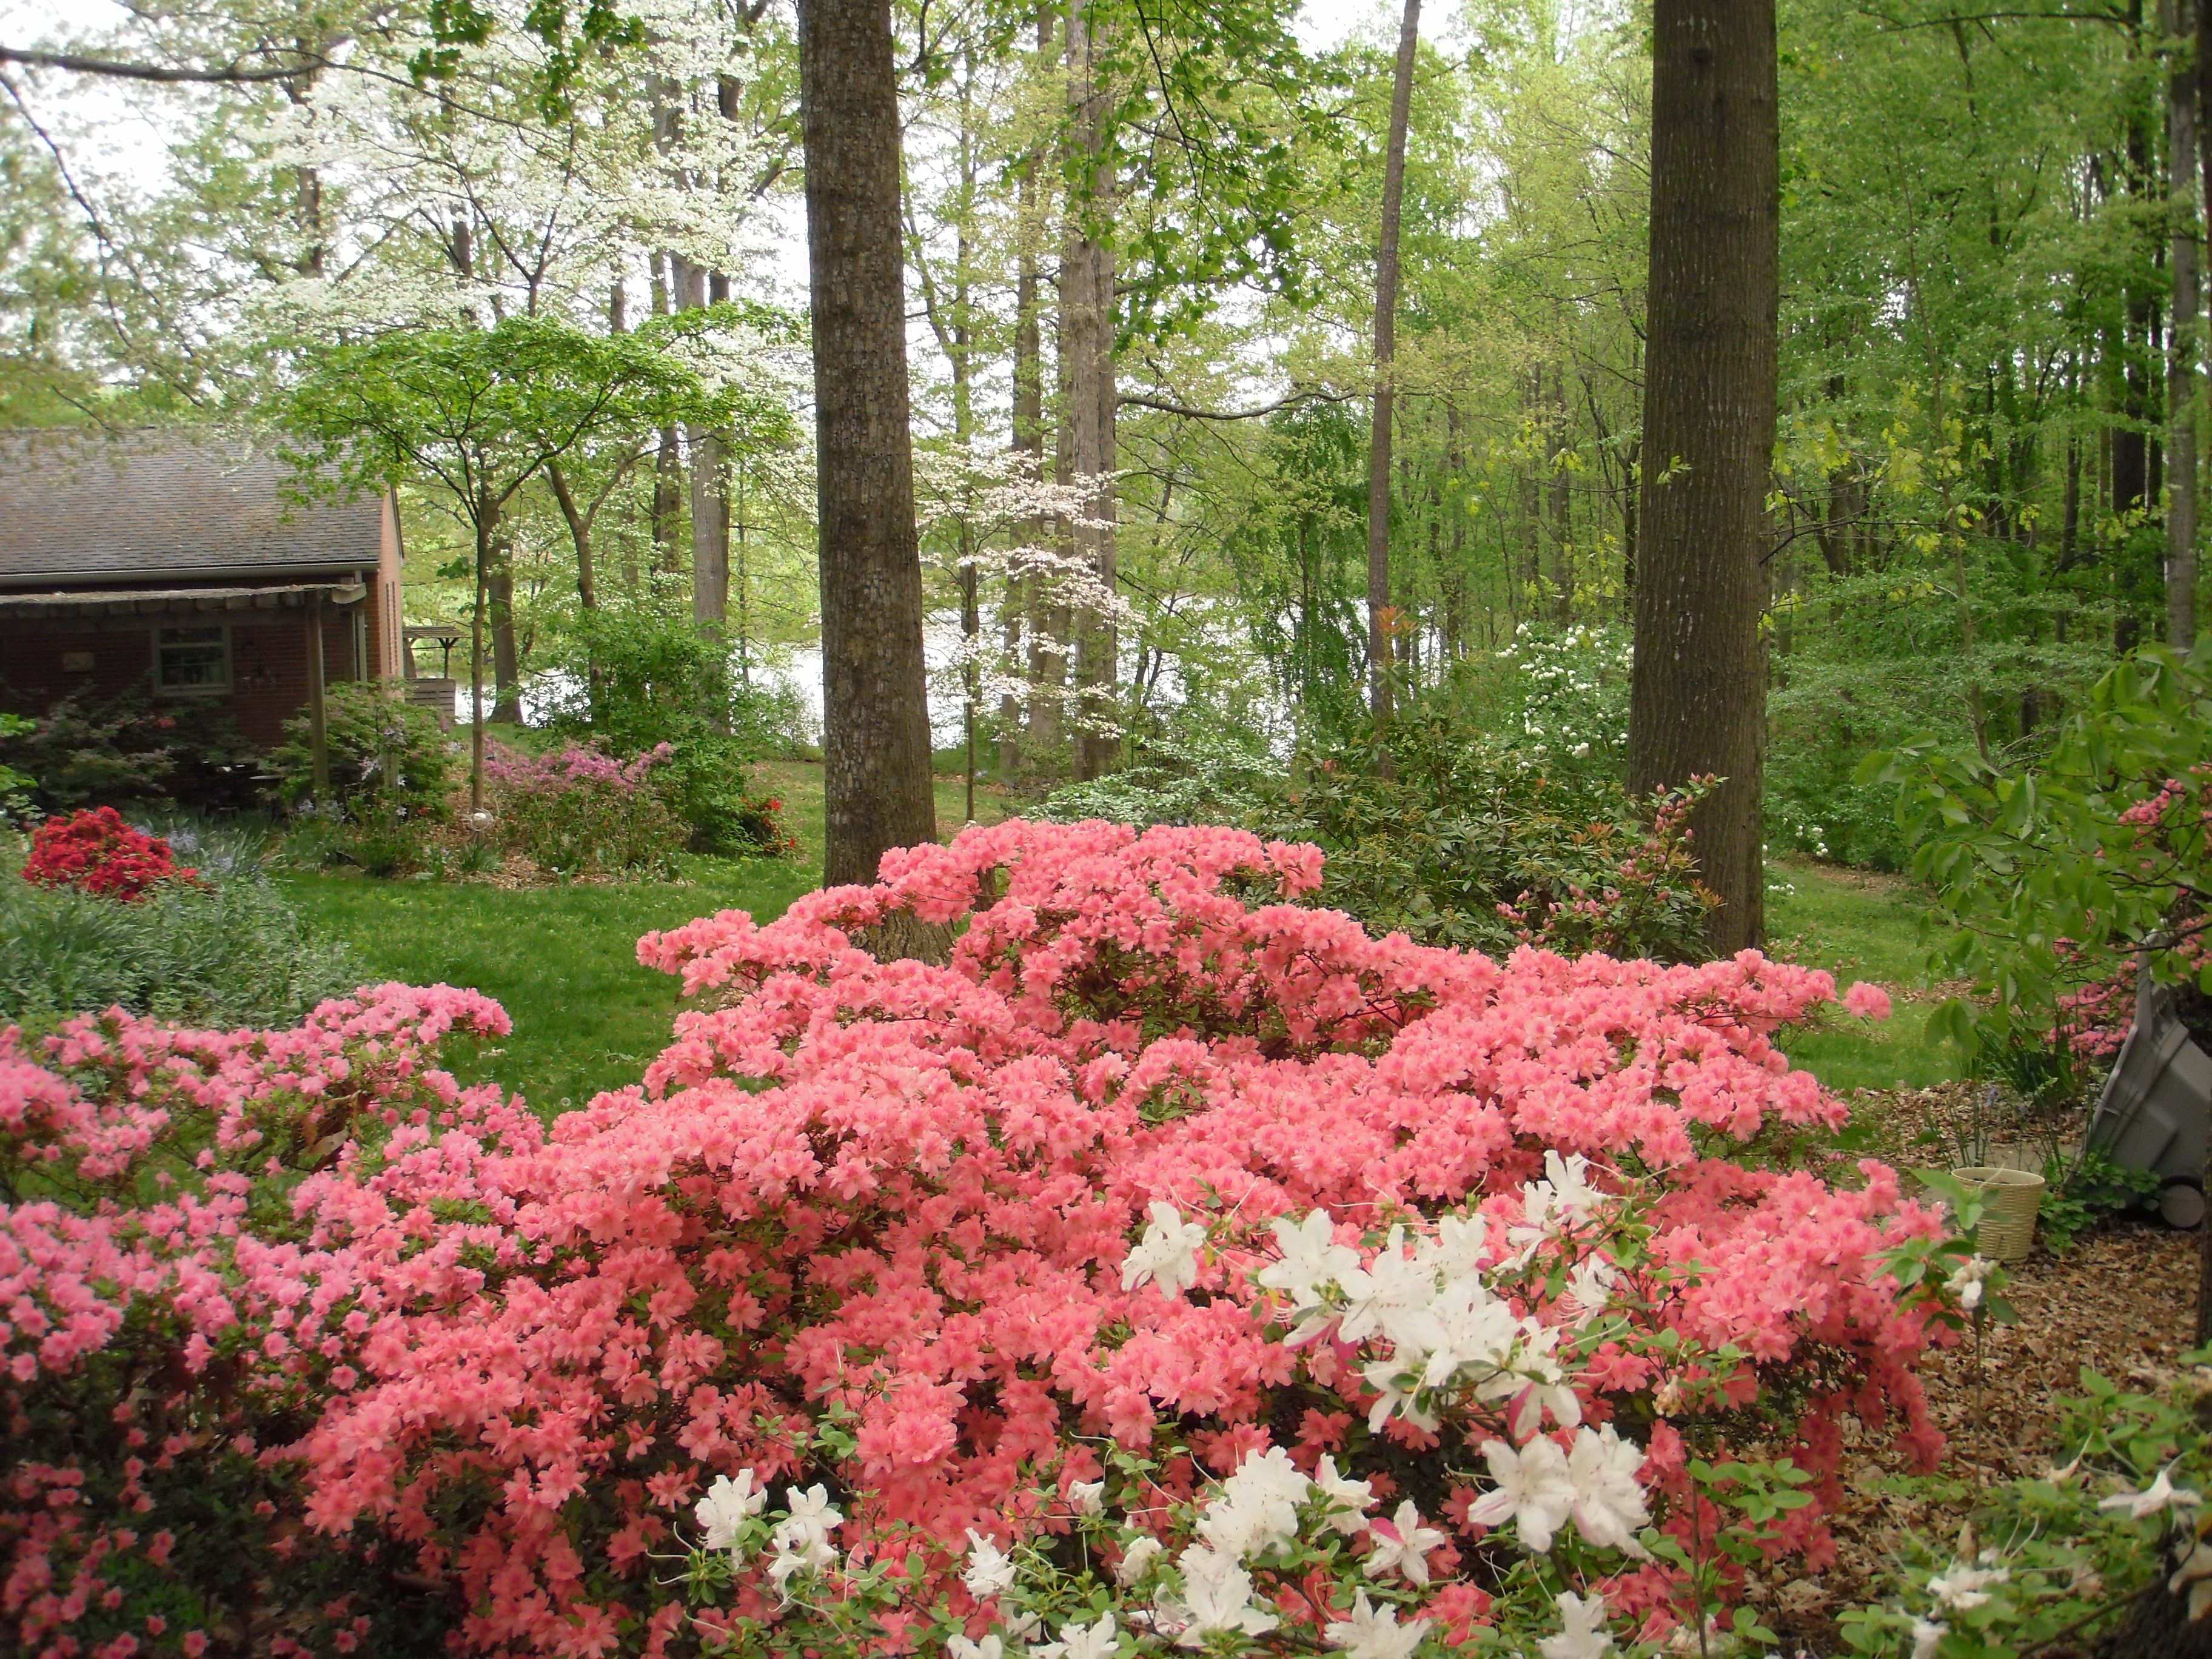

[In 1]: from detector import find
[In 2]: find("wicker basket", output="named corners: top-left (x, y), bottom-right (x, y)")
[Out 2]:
top-left (1951, 1165), bottom-right (2046, 1264)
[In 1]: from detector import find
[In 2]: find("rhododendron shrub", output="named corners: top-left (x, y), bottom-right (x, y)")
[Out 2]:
top-left (282, 820), bottom-right (1950, 1655)
top-left (1, 983), bottom-right (517, 1658)
top-left (20, 806), bottom-right (197, 900)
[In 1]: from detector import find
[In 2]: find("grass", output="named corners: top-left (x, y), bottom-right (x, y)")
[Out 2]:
top-left (1766, 857), bottom-right (1965, 1094)
top-left (279, 761), bottom-right (1013, 1110)
top-left (754, 757), bottom-right (1014, 866)
top-left (281, 857), bottom-right (817, 1110)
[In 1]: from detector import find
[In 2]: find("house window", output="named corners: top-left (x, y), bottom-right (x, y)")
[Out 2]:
top-left (155, 625), bottom-right (229, 692)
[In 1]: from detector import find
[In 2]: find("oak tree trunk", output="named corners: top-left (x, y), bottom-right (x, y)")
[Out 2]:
top-left (797, 0), bottom-right (942, 901)
top-left (1366, 0), bottom-right (1421, 729)
top-left (1629, 0), bottom-right (1778, 954)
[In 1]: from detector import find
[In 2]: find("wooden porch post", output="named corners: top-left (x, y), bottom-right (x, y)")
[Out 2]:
top-left (307, 591), bottom-right (330, 803)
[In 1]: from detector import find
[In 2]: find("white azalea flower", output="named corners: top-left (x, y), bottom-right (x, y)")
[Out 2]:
top-left (1362, 1500), bottom-right (1446, 1587)
top-left (765, 1530), bottom-right (837, 1591)
top-left (948, 1637), bottom-right (1004, 1659)
top-left (1943, 1254), bottom-right (1994, 1313)
top-left (778, 1483), bottom-right (842, 1543)
top-left (1122, 1201), bottom-right (1207, 1296)
top-left (1926, 1561), bottom-right (2008, 1610)
top-left (1466, 1435), bottom-right (1577, 1552)
top-left (2170, 1538), bottom-right (2212, 1620)
top-left (2098, 1461), bottom-right (2203, 1520)
top-left (1033, 1614), bottom-right (1118, 1659)
top-left (1908, 1616), bottom-right (1946, 1659)
top-left (1567, 1424), bottom-right (1652, 1557)
top-left (1312, 1454), bottom-right (1376, 1535)
top-left (693, 1469), bottom-right (768, 1554)
top-left (1162, 1544), bottom-right (1278, 1646)
top-left (1564, 1255), bottom-right (1618, 1323)
top-left (1197, 1447), bottom-right (1309, 1560)
top-left (1067, 1478), bottom-right (1106, 1516)
top-left (1324, 1590), bottom-right (1430, 1659)
top-left (1259, 1210), bottom-right (1360, 1309)
top-left (964, 1528), bottom-right (1018, 1598)
top-left (1114, 1533), bottom-right (1165, 1586)
top-left (1518, 1150), bottom-right (1603, 1236)
top-left (1538, 1590), bottom-right (1615, 1659)
top-left (1336, 1229), bottom-right (1440, 1347)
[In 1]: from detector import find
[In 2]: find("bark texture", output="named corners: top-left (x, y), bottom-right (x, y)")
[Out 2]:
top-left (797, 0), bottom-right (942, 897)
top-left (2171, 0), bottom-right (2199, 649)
top-left (1065, 0), bottom-right (1120, 780)
top-left (1629, 0), bottom-right (1778, 953)
top-left (1365, 0), bottom-right (1421, 728)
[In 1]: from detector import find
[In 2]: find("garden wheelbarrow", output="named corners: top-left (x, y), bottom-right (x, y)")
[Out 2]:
top-left (2085, 963), bottom-right (2212, 1227)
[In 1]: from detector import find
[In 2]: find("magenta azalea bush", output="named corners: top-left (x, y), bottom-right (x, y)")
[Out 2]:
top-left (483, 740), bottom-right (685, 877)
top-left (1, 820), bottom-right (1954, 1658)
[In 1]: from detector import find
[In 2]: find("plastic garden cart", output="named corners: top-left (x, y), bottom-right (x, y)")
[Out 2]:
top-left (2085, 962), bottom-right (2212, 1227)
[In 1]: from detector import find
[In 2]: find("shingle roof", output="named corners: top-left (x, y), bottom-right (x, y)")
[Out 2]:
top-left (0, 427), bottom-right (383, 588)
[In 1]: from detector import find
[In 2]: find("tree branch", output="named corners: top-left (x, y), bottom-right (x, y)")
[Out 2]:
top-left (1117, 387), bottom-right (1353, 422)
top-left (0, 44), bottom-right (323, 82)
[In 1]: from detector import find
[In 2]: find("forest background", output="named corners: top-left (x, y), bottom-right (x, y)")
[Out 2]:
top-left (0, 0), bottom-right (2180, 884)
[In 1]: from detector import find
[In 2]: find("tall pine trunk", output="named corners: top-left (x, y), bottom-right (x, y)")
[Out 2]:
top-left (1366, 0), bottom-right (1421, 729)
top-left (797, 0), bottom-right (942, 903)
top-left (1628, 0), bottom-right (1779, 954)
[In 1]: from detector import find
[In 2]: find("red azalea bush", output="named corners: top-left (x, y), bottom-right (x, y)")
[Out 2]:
top-left (19, 807), bottom-right (198, 900)
top-left (1, 820), bottom-right (1947, 1658)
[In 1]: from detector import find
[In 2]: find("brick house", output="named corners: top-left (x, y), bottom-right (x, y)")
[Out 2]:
top-left (0, 428), bottom-right (406, 774)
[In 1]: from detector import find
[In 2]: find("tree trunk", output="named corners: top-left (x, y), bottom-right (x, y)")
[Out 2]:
top-left (469, 486), bottom-right (494, 813)
top-left (1549, 364), bottom-right (1575, 623)
top-left (2172, 0), bottom-right (2200, 648)
top-left (488, 514), bottom-right (521, 725)
top-left (1004, 41), bottom-right (1045, 783)
top-left (1366, 0), bottom-right (1421, 729)
top-left (546, 460), bottom-right (596, 611)
top-left (797, 0), bottom-right (942, 901)
top-left (1067, 0), bottom-right (1120, 782)
top-left (1629, 0), bottom-right (1779, 954)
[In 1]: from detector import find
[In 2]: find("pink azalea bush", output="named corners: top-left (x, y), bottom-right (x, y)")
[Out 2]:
top-left (482, 739), bottom-right (684, 877)
top-left (1, 982), bottom-right (517, 1658)
top-left (1, 819), bottom-right (1947, 1658)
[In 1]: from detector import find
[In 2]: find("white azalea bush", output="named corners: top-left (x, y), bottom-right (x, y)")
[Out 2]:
top-left (666, 1145), bottom-right (1963, 1658)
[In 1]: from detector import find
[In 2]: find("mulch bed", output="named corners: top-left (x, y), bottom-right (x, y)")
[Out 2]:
top-left (1752, 1081), bottom-right (2205, 1654)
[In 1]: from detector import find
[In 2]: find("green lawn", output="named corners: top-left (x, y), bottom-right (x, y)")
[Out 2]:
top-left (280, 761), bottom-right (1013, 1111)
top-left (1766, 859), bottom-right (1964, 1094)
top-left (281, 858), bottom-right (817, 1110)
